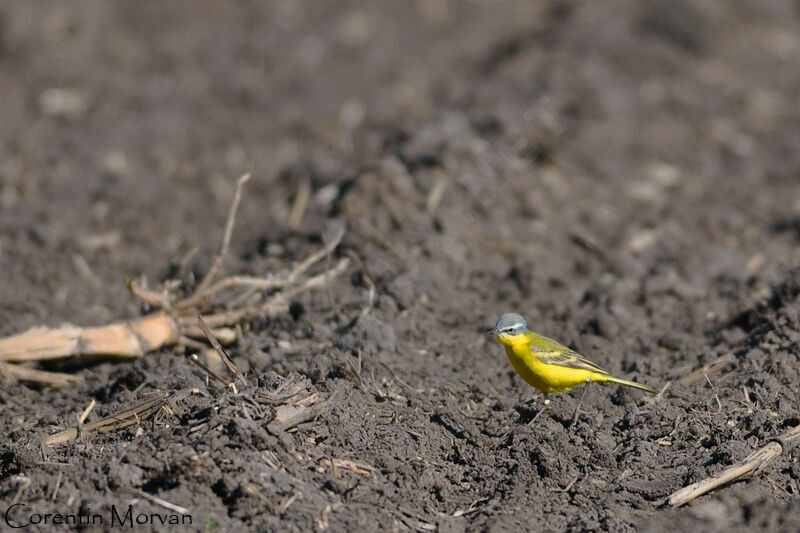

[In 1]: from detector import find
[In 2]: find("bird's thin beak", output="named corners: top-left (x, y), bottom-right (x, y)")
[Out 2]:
top-left (488, 327), bottom-right (499, 335)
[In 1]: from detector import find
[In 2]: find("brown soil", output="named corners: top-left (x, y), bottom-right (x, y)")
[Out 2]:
top-left (3, 1), bottom-right (800, 531)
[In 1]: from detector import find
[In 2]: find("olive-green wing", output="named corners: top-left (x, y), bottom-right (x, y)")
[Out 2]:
top-left (526, 332), bottom-right (610, 375)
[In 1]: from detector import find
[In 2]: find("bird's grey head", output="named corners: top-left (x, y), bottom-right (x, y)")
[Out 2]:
top-left (489, 313), bottom-right (528, 336)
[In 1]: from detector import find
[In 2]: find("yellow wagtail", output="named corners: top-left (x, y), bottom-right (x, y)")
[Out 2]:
top-left (490, 313), bottom-right (657, 424)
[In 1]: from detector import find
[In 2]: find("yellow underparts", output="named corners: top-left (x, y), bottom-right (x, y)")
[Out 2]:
top-left (498, 333), bottom-right (608, 394)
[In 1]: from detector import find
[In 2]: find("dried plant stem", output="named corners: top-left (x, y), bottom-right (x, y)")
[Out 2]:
top-left (679, 353), bottom-right (735, 387)
top-left (125, 487), bottom-right (190, 515)
top-left (190, 173), bottom-right (251, 299)
top-left (287, 175), bottom-right (311, 229)
top-left (0, 362), bottom-right (83, 387)
top-left (198, 315), bottom-right (246, 385)
top-left (0, 313), bottom-right (180, 363)
top-left (41, 393), bottom-right (172, 456)
top-left (78, 400), bottom-right (96, 424)
top-left (668, 424), bottom-right (800, 506)
top-left (195, 257), bottom-right (350, 328)
top-left (0, 174), bottom-right (349, 386)
top-left (185, 352), bottom-right (230, 387)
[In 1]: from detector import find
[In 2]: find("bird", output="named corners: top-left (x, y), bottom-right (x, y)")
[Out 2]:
top-left (490, 312), bottom-right (657, 425)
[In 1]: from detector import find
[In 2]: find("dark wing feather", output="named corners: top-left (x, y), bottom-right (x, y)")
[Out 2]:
top-left (527, 332), bottom-right (610, 375)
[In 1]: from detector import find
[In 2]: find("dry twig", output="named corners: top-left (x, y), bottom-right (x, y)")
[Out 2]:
top-left (329, 458), bottom-right (373, 476)
top-left (191, 172), bottom-right (251, 298)
top-left (0, 361), bottom-right (83, 387)
top-left (271, 393), bottom-right (326, 431)
top-left (198, 315), bottom-right (246, 386)
top-left (125, 487), bottom-right (190, 515)
top-left (78, 399), bottom-right (96, 424)
top-left (40, 392), bottom-right (173, 459)
top-left (668, 424), bottom-right (800, 506)
top-left (185, 352), bottom-right (230, 388)
top-left (287, 175), bottom-right (311, 229)
top-left (0, 174), bottom-right (349, 386)
top-left (679, 353), bottom-right (735, 387)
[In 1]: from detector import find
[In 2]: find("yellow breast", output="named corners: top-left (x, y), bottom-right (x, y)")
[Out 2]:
top-left (500, 334), bottom-right (602, 394)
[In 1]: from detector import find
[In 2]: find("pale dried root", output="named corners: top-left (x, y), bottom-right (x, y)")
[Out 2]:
top-left (0, 174), bottom-right (350, 387)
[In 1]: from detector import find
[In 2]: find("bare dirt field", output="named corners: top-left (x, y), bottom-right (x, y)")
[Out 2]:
top-left (2, 2), bottom-right (800, 531)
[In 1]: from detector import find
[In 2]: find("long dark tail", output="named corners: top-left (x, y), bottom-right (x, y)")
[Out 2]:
top-left (605, 376), bottom-right (658, 394)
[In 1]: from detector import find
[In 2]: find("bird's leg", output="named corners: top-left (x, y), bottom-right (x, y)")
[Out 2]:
top-left (569, 378), bottom-right (592, 429)
top-left (529, 394), bottom-right (550, 424)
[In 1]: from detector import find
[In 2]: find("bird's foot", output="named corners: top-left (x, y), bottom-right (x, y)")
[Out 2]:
top-left (569, 379), bottom-right (591, 429)
top-left (528, 396), bottom-right (550, 425)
